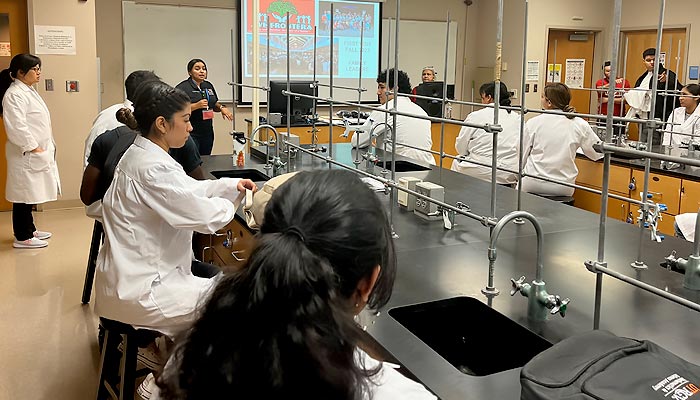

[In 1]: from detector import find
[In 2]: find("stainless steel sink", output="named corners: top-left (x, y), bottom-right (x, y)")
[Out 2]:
top-left (210, 169), bottom-right (270, 182)
top-left (389, 297), bottom-right (551, 376)
top-left (375, 160), bottom-right (431, 172)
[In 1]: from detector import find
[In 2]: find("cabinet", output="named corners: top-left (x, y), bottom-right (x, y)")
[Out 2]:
top-left (680, 179), bottom-right (700, 214)
top-left (573, 158), bottom-right (632, 223)
top-left (194, 217), bottom-right (256, 273)
top-left (629, 170), bottom-right (681, 215)
top-left (572, 188), bottom-right (630, 222)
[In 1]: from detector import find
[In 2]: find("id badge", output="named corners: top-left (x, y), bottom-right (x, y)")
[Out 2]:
top-left (202, 109), bottom-right (214, 120)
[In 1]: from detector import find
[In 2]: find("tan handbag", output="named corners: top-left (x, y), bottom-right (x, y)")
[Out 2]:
top-left (243, 171), bottom-right (300, 229)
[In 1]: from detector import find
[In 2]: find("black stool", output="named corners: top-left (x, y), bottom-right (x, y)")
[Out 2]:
top-left (82, 221), bottom-right (104, 304)
top-left (538, 194), bottom-right (575, 206)
top-left (95, 318), bottom-right (159, 400)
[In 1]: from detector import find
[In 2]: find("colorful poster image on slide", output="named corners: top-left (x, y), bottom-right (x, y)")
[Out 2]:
top-left (317, 1), bottom-right (376, 38)
top-left (244, 34), bottom-right (338, 77)
top-left (247, 0), bottom-right (316, 35)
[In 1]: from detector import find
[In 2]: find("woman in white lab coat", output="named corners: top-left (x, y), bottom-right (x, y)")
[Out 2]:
top-left (94, 80), bottom-right (256, 337)
top-left (451, 81), bottom-right (525, 185)
top-left (155, 170), bottom-right (436, 400)
top-left (521, 83), bottom-right (603, 197)
top-left (0, 53), bottom-right (60, 249)
top-left (663, 84), bottom-right (700, 147)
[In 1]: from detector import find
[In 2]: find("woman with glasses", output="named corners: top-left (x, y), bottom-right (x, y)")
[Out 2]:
top-left (0, 54), bottom-right (60, 249)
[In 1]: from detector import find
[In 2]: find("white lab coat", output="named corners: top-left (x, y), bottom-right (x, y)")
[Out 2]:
top-left (675, 213), bottom-right (697, 242)
top-left (450, 107), bottom-right (525, 184)
top-left (150, 348), bottom-right (437, 400)
top-left (94, 135), bottom-right (241, 337)
top-left (663, 106), bottom-right (700, 146)
top-left (521, 112), bottom-right (603, 196)
top-left (3, 79), bottom-right (61, 204)
top-left (351, 97), bottom-right (435, 165)
top-left (84, 100), bottom-right (132, 167)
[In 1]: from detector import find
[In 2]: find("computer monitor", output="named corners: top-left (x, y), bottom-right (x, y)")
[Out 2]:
top-left (268, 80), bottom-right (317, 124)
top-left (415, 81), bottom-right (455, 118)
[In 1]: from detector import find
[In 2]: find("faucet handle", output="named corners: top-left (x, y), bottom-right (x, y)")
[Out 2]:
top-left (549, 295), bottom-right (570, 317)
top-left (510, 276), bottom-right (526, 296)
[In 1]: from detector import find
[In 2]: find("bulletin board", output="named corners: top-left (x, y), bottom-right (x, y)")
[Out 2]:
top-left (122, 1), bottom-right (237, 102)
top-left (380, 19), bottom-right (458, 86)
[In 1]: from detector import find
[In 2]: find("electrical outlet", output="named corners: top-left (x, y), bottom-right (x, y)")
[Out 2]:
top-left (45, 79), bottom-right (53, 91)
top-left (509, 89), bottom-right (518, 99)
top-left (534, 83), bottom-right (538, 93)
top-left (525, 83), bottom-right (530, 93)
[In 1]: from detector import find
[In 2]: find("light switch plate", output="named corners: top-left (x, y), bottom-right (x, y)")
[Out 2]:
top-left (45, 79), bottom-right (53, 91)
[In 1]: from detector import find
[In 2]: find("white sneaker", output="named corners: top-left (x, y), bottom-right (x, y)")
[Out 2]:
top-left (117, 341), bottom-right (163, 371)
top-left (33, 230), bottom-right (52, 240)
top-left (136, 372), bottom-right (155, 400)
top-left (13, 237), bottom-right (48, 248)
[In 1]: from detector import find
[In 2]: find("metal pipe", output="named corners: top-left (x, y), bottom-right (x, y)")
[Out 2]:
top-left (491, 0), bottom-right (503, 224)
top-left (229, 82), bottom-right (270, 91)
top-left (315, 82), bottom-right (367, 92)
top-left (439, 13), bottom-right (451, 184)
top-left (328, 4), bottom-right (335, 169)
top-left (517, 0), bottom-right (529, 213)
top-left (397, 91), bottom-right (523, 112)
top-left (266, 21), bottom-right (271, 123)
top-left (597, 142), bottom-right (700, 167)
top-left (286, 12), bottom-right (291, 172)
top-left (587, 261), bottom-right (700, 313)
top-left (311, 27), bottom-right (319, 150)
top-left (286, 141), bottom-right (497, 226)
top-left (488, 211), bottom-right (544, 283)
top-left (358, 22), bottom-right (365, 128)
top-left (694, 209), bottom-right (700, 257)
top-left (594, 0), bottom-right (623, 329)
top-left (389, 0), bottom-right (401, 238)
top-left (282, 90), bottom-right (504, 130)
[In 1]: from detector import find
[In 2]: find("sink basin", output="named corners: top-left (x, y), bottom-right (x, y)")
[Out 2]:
top-left (389, 297), bottom-right (551, 376)
top-left (375, 160), bottom-right (431, 172)
top-left (210, 169), bottom-right (270, 182)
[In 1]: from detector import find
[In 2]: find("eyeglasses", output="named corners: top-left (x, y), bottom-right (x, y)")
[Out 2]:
top-left (29, 66), bottom-right (41, 73)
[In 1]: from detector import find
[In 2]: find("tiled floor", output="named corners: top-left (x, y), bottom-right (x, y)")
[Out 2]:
top-left (0, 208), bottom-right (98, 400)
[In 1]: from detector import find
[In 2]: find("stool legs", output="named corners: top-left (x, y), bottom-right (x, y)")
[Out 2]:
top-left (96, 327), bottom-right (120, 400)
top-left (82, 221), bottom-right (103, 304)
top-left (119, 333), bottom-right (138, 400)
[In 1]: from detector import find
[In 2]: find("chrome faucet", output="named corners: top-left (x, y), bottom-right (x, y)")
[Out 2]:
top-left (250, 124), bottom-right (286, 176)
top-left (482, 210), bottom-right (570, 321)
top-left (362, 121), bottom-right (391, 170)
top-left (663, 209), bottom-right (700, 290)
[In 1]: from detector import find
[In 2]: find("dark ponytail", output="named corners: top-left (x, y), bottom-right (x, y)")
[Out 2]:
top-left (115, 108), bottom-right (138, 130)
top-left (128, 80), bottom-right (190, 136)
top-left (544, 82), bottom-right (577, 119)
top-left (158, 170), bottom-right (397, 399)
top-left (0, 53), bottom-right (41, 115)
top-left (479, 81), bottom-right (513, 113)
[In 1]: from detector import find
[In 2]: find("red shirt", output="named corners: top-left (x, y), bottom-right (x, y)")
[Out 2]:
top-left (596, 78), bottom-right (631, 116)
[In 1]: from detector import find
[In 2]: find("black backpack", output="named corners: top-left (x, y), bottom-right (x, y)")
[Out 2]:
top-left (521, 330), bottom-right (700, 400)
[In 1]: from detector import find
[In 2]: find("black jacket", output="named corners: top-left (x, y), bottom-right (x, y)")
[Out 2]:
top-left (634, 65), bottom-right (682, 121)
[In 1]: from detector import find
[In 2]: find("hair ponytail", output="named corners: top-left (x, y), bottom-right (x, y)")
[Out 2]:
top-left (479, 81), bottom-right (513, 113)
top-left (157, 170), bottom-right (397, 399)
top-left (563, 105), bottom-right (577, 119)
top-left (116, 108), bottom-right (138, 130)
top-left (0, 69), bottom-right (12, 115)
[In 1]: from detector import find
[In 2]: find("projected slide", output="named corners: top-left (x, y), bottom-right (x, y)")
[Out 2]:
top-left (240, 0), bottom-right (381, 103)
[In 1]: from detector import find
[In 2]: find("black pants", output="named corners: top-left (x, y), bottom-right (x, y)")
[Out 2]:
top-left (12, 203), bottom-right (36, 241)
top-left (191, 132), bottom-right (214, 156)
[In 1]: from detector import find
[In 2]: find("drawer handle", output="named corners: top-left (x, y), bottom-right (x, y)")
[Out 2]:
top-left (231, 250), bottom-right (246, 262)
top-left (653, 176), bottom-right (660, 182)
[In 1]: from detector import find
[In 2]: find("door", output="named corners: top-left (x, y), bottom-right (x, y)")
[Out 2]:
top-left (0, 0), bottom-right (28, 211)
top-left (546, 29), bottom-right (596, 115)
top-left (621, 28), bottom-right (687, 140)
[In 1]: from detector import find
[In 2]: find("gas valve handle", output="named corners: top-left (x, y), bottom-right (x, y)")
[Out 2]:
top-left (550, 295), bottom-right (570, 317)
top-left (510, 276), bottom-right (526, 296)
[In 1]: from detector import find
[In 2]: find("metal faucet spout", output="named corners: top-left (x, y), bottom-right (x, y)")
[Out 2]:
top-left (250, 124), bottom-right (284, 175)
top-left (488, 211), bottom-right (544, 282)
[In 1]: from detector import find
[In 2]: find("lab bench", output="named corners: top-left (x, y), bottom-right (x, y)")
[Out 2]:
top-left (200, 145), bottom-right (700, 400)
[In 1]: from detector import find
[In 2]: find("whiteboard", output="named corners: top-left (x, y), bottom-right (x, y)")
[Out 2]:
top-left (122, 2), bottom-right (237, 101)
top-left (381, 19), bottom-right (458, 86)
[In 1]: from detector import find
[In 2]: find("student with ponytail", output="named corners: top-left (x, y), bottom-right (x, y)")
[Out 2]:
top-left (94, 80), bottom-right (257, 341)
top-left (0, 53), bottom-right (60, 249)
top-left (520, 82), bottom-right (603, 197)
top-left (154, 169), bottom-right (436, 400)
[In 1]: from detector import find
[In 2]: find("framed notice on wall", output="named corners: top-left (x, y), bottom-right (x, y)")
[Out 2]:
top-left (565, 58), bottom-right (585, 88)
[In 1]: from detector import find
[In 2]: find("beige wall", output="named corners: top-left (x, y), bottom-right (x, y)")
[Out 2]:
top-left (621, 0), bottom-right (698, 84)
top-left (28, 0), bottom-right (98, 207)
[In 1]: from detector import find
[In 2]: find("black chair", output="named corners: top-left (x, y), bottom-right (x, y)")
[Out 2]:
top-left (95, 318), bottom-right (159, 400)
top-left (82, 221), bottom-right (104, 304)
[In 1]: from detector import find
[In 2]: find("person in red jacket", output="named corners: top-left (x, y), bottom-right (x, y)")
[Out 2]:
top-left (595, 61), bottom-right (630, 137)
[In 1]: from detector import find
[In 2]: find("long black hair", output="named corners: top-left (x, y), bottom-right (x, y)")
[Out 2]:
top-left (480, 81), bottom-right (512, 113)
top-left (157, 169), bottom-right (397, 400)
top-left (378, 68), bottom-right (412, 94)
top-left (115, 80), bottom-right (190, 136)
top-left (0, 53), bottom-right (41, 114)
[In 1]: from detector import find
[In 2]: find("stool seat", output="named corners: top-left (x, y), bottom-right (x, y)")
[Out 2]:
top-left (96, 318), bottom-right (160, 400)
top-left (537, 194), bottom-right (575, 206)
